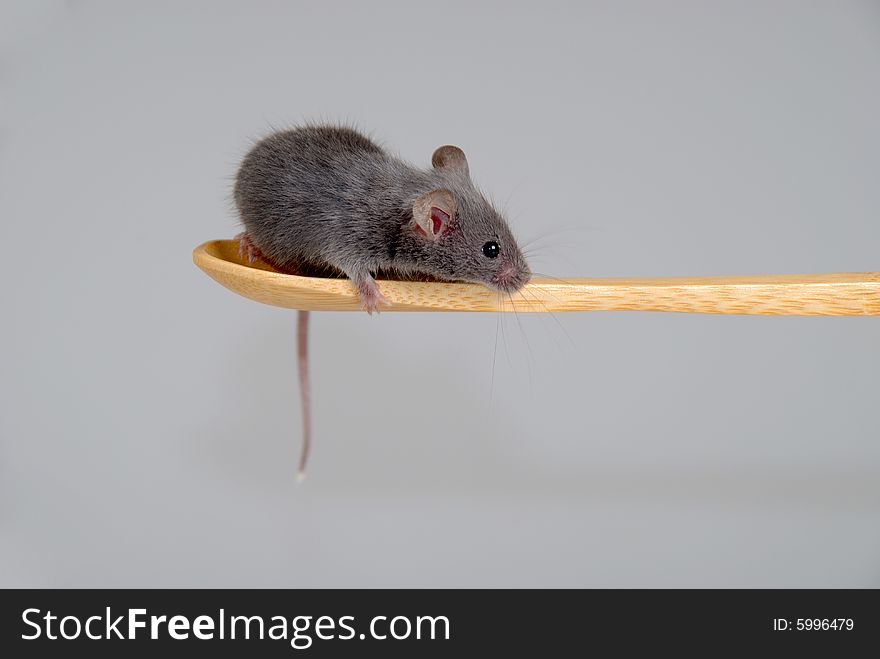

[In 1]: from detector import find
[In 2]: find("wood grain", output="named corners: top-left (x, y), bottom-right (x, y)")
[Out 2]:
top-left (193, 240), bottom-right (880, 316)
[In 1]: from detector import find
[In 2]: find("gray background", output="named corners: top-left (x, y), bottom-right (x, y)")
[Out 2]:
top-left (2, 1), bottom-right (879, 587)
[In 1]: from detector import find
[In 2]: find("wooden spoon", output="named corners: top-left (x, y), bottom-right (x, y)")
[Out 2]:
top-left (193, 240), bottom-right (880, 316)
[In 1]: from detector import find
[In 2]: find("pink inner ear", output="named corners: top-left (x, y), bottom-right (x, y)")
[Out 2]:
top-left (430, 207), bottom-right (449, 234)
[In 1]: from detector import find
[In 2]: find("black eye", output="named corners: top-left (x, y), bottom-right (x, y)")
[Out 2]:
top-left (482, 241), bottom-right (500, 259)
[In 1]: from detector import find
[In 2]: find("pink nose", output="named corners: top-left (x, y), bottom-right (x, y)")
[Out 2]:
top-left (494, 262), bottom-right (517, 285)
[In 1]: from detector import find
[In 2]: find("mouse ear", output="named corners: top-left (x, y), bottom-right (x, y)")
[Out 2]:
top-left (431, 145), bottom-right (469, 176)
top-left (413, 189), bottom-right (456, 240)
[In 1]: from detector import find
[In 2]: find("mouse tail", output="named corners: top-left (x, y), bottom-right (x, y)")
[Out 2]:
top-left (296, 310), bottom-right (311, 481)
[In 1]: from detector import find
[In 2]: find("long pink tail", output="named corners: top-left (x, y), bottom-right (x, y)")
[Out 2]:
top-left (296, 310), bottom-right (311, 480)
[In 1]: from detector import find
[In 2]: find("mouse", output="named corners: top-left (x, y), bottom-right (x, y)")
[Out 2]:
top-left (233, 124), bottom-right (531, 478)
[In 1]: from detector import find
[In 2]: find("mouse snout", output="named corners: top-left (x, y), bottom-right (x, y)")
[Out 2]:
top-left (492, 258), bottom-right (531, 292)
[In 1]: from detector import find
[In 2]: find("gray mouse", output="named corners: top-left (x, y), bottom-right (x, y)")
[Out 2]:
top-left (233, 125), bottom-right (531, 477)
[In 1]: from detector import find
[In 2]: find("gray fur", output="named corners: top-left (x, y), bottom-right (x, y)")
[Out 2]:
top-left (234, 125), bottom-right (531, 294)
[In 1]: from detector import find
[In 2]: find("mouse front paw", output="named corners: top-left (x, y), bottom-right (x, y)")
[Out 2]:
top-left (356, 277), bottom-right (390, 315)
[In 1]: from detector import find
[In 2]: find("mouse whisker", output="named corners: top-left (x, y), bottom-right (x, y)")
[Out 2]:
top-left (520, 224), bottom-right (606, 247)
top-left (489, 294), bottom-right (502, 407)
top-left (516, 274), bottom-right (572, 310)
top-left (507, 290), bottom-right (534, 392)
top-left (529, 271), bottom-right (581, 288)
top-left (498, 292), bottom-right (512, 367)
top-left (517, 285), bottom-right (576, 350)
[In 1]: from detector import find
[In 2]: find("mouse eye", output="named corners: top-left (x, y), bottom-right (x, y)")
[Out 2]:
top-left (482, 241), bottom-right (500, 259)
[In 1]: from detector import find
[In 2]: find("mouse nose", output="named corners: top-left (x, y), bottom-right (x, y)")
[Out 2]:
top-left (493, 260), bottom-right (531, 292)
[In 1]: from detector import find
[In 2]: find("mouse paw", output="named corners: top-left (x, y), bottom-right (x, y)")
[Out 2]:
top-left (236, 232), bottom-right (263, 264)
top-left (356, 278), bottom-right (390, 315)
